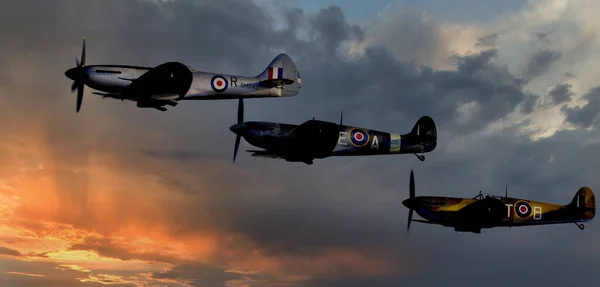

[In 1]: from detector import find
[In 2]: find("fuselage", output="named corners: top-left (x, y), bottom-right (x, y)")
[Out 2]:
top-left (230, 120), bottom-right (435, 161)
top-left (66, 64), bottom-right (301, 100)
top-left (403, 195), bottom-right (591, 229)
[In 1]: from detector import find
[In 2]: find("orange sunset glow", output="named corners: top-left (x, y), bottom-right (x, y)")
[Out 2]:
top-left (6, 0), bottom-right (600, 287)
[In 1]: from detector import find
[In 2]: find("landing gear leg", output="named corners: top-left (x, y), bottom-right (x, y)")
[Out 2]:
top-left (575, 222), bottom-right (585, 230)
top-left (414, 154), bottom-right (425, 161)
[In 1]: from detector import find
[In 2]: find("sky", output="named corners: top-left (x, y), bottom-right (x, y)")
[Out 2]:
top-left (1, 0), bottom-right (600, 286)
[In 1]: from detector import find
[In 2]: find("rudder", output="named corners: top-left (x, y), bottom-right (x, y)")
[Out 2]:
top-left (257, 53), bottom-right (302, 96)
top-left (400, 116), bottom-right (437, 154)
top-left (569, 187), bottom-right (596, 220)
top-left (410, 116), bottom-right (437, 139)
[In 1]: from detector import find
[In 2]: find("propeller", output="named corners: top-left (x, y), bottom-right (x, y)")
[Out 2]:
top-left (233, 98), bottom-right (244, 163)
top-left (407, 170), bottom-right (415, 233)
top-left (65, 38), bottom-right (87, 113)
top-left (339, 109), bottom-right (343, 125)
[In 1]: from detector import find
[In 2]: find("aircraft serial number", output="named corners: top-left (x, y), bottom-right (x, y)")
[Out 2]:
top-left (240, 82), bottom-right (260, 90)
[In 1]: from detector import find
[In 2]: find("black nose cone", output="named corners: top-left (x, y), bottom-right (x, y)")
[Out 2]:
top-left (65, 67), bottom-right (78, 81)
top-left (230, 123), bottom-right (247, 135)
top-left (402, 198), bottom-right (417, 209)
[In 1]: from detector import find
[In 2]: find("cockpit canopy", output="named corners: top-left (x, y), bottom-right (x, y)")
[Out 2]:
top-left (473, 191), bottom-right (503, 201)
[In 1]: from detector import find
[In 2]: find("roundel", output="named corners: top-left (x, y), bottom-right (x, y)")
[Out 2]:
top-left (348, 128), bottom-right (370, 147)
top-left (514, 201), bottom-right (532, 218)
top-left (210, 75), bottom-right (228, 92)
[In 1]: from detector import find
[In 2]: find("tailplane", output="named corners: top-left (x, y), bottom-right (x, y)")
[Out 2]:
top-left (257, 53), bottom-right (302, 96)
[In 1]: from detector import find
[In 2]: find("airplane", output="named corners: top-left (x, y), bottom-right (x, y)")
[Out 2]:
top-left (64, 39), bottom-right (302, 120)
top-left (402, 170), bottom-right (596, 233)
top-left (228, 112), bottom-right (437, 164)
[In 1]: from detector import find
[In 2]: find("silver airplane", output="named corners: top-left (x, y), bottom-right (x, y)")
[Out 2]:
top-left (64, 39), bottom-right (302, 121)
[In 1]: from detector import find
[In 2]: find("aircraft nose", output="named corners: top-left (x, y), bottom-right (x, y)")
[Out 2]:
top-left (402, 198), bottom-right (418, 209)
top-left (65, 67), bottom-right (78, 81)
top-left (229, 123), bottom-right (247, 135)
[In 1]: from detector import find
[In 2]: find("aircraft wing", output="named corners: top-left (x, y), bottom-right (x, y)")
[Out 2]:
top-left (247, 150), bottom-right (282, 159)
top-left (121, 62), bottom-right (193, 104)
top-left (412, 219), bottom-right (438, 224)
top-left (448, 197), bottom-right (506, 227)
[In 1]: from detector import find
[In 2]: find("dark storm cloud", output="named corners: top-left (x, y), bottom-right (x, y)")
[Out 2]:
top-left (0, 246), bottom-right (22, 257)
top-left (309, 6), bottom-right (364, 52)
top-left (289, 46), bottom-right (532, 134)
top-left (67, 235), bottom-right (180, 264)
top-left (562, 86), bottom-right (600, 128)
top-left (476, 32), bottom-right (502, 47)
top-left (535, 32), bottom-right (550, 43)
top-left (522, 49), bottom-right (562, 80)
top-left (6, 0), bottom-right (554, 264)
top-left (520, 94), bottom-right (539, 114)
top-left (549, 83), bottom-right (573, 105)
top-left (3, 0), bottom-right (600, 287)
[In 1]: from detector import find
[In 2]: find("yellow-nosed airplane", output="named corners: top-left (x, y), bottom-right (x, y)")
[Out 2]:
top-left (403, 170), bottom-right (595, 233)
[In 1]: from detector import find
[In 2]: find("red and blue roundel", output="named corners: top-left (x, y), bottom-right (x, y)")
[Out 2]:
top-left (211, 75), bottom-right (228, 92)
top-left (514, 201), bottom-right (532, 218)
top-left (348, 128), bottom-right (370, 147)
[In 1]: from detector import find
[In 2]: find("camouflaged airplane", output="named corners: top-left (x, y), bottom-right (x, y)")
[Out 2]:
top-left (403, 170), bottom-right (596, 233)
top-left (64, 39), bottom-right (301, 113)
top-left (229, 112), bottom-right (437, 164)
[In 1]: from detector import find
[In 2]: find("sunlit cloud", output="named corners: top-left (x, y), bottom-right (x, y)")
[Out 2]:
top-left (6, 271), bottom-right (45, 277)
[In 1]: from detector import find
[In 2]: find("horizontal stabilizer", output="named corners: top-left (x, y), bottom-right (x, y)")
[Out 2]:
top-left (259, 78), bottom-right (294, 88)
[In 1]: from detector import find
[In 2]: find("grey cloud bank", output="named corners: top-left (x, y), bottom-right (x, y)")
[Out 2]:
top-left (1, 0), bottom-right (600, 286)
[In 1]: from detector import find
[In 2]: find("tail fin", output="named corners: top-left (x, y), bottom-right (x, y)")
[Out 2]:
top-left (401, 116), bottom-right (437, 153)
top-left (569, 187), bottom-right (596, 221)
top-left (257, 53), bottom-right (302, 97)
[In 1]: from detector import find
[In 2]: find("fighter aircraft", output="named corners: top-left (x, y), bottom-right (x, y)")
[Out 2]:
top-left (229, 112), bottom-right (437, 164)
top-left (64, 39), bottom-right (302, 116)
top-left (403, 170), bottom-right (596, 233)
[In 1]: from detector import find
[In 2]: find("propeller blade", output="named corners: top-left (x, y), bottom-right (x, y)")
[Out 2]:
top-left (340, 109), bottom-right (343, 125)
top-left (76, 82), bottom-right (84, 113)
top-left (237, 98), bottom-right (244, 124)
top-left (71, 81), bottom-right (78, 93)
top-left (81, 38), bottom-right (86, 66)
top-left (407, 209), bottom-right (414, 233)
top-left (233, 135), bottom-right (241, 163)
top-left (409, 170), bottom-right (415, 199)
top-left (75, 57), bottom-right (80, 68)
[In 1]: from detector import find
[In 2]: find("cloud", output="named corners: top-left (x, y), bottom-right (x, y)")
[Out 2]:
top-left (561, 86), bottom-right (600, 128)
top-left (521, 49), bottom-right (562, 81)
top-left (2, 0), bottom-right (600, 287)
top-left (151, 262), bottom-right (252, 287)
top-left (476, 32), bottom-right (502, 47)
top-left (549, 83), bottom-right (574, 105)
top-left (0, 246), bottom-right (22, 257)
